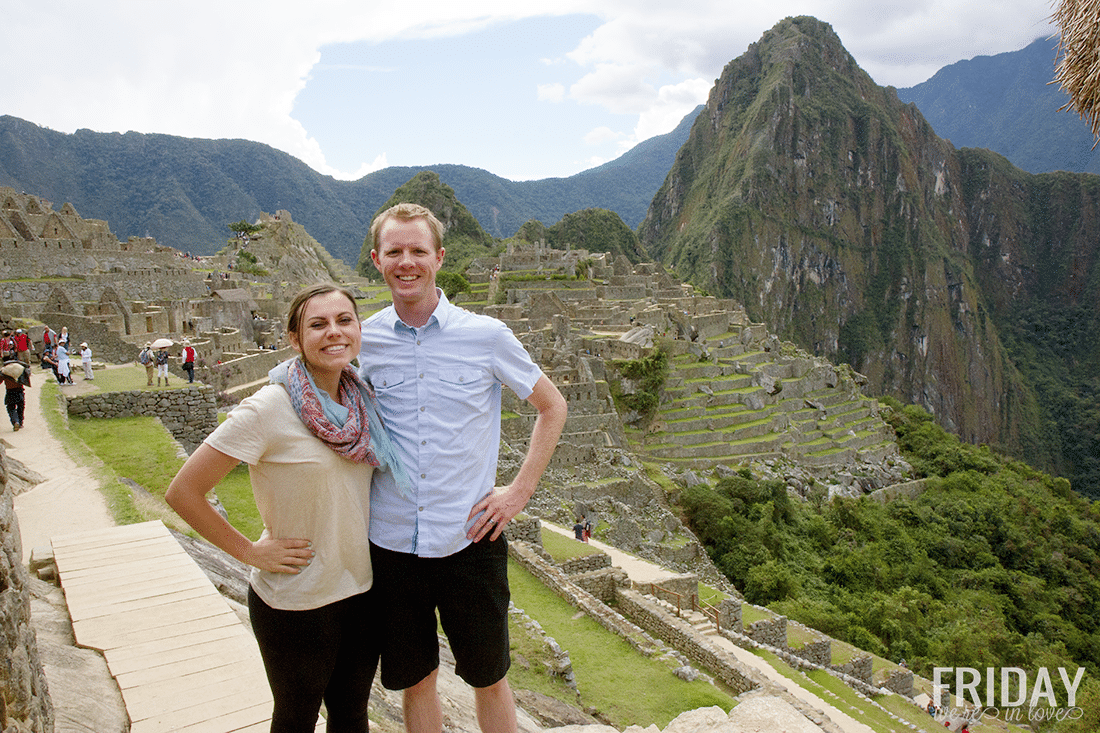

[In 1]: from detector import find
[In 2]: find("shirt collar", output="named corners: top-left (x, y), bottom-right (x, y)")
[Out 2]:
top-left (389, 288), bottom-right (451, 333)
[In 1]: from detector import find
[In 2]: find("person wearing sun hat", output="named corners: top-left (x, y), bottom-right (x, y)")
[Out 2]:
top-left (137, 342), bottom-right (155, 385)
top-left (80, 342), bottom-right (94, 380)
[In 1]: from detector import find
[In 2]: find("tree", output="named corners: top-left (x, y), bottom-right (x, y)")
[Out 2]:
top-left (228, 220), bottom-right (262, 240)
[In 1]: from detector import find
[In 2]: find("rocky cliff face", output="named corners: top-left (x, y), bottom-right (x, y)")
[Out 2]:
top-left (639, 16), bottom-right (1081, 465)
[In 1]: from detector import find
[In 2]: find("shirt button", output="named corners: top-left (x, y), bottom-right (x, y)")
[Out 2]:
top-left (420, 406), bottom-right (425, 411)
top-left (420, 474), bottom-right (426, 479)
top-left (421, 440), bottom-right (426, 445)
top-left (419, 373), bottom-right (424, 378)
top-left (418, 506), bottom-right (425, 511)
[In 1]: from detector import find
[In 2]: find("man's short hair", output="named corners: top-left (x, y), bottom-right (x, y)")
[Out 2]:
top-left (370, 203), bottom-right (445, 253)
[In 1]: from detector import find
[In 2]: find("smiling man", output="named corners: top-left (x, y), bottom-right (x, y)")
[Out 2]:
top-left (358, 202), bottom-right (567, 733)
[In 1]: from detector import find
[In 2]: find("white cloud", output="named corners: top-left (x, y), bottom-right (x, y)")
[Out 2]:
top-left (584, 126), bottom-right (623, 145)
top-left (538, 83), bottom-right (567, 102)
top-left (3, 0), bottom-right (1064, 181)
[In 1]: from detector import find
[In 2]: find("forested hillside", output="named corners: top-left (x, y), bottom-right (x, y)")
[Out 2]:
top-left (898, 38), bottom-right (1100, 175)
top-left (0, 108), bottom-right (697, 264)
top-left (682, 399), bottom-right (1100, 719)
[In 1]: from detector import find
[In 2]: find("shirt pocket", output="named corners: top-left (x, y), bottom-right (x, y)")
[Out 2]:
top-left (438, 367), bottom-right (487, 390)
top-left (369, 368), bottom-right (405, 391)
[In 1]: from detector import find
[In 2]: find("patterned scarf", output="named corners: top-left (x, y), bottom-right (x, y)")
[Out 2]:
top-left (267, 359), bottom-right (413, 500)
top-left (283, 358), bottom-right (380, 464)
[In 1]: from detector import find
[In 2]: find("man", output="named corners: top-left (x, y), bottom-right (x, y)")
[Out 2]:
top-left (359, 203), bottom-right (567, 733)
top-left (2, 359), bottom-right (30, 431)
top-left (14, 329), bottom-right (31, 365)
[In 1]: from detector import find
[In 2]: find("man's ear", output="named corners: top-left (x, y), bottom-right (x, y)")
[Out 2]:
top-left (371, 248), bottom-right (383, 273)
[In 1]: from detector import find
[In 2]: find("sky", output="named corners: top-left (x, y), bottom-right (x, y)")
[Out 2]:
top-left (8, 1), bottom-right (1058, 182)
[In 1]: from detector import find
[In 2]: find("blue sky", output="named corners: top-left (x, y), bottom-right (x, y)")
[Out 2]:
top-left (7, 1), bottom-right (1058, 182)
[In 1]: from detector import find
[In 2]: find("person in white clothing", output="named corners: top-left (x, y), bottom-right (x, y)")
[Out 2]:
top-left (167, 283), bottom-right (409, 732)
top-left (79, 342), bottom-right (94, 380)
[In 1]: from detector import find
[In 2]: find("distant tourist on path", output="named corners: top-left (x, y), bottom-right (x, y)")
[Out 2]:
top-left (181, 340), bottom-right (196, 383)
top-left (574, 517), bottom-right (584, 540)
top-left (80, 342), bottom-right (94, 380)
top-left (55, 344), bottom-right (73, 384)
top-left (137, 342), bottom-right (155, 386)
top-left (14, 329), bottom-right (31, 364)
top-left (2, 359), bottom-right (30, 431)
top-left (167, 283), bottom-right (409, 732)
top-left (358, 203), bottom-right (568, 733)
top-left (155, 346), bottom-right (170, 386)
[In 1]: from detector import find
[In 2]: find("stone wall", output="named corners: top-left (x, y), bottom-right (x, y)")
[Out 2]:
top-left (882, 668), bottom-right (914, 697)
top-left (0, 445), bottom-right (53, 733)
top-left (506, 516), bottom-right (541, 545)
top-left (745, 613), bottom-right (787, 648)
top-left (831, 654), bottom-right (874, 686)
top-left (615, 589), bottom-right (758, 695)
top-left (568, 567), bottom-right (627, 604)
top-left (66, 386), bottom-right (218, 452)
top-left (507, 542), bottom-right (669, 659)
top-left (39, 313), bottom-right (140, 365)
top-left (558, 553), bottom-right (611, 575)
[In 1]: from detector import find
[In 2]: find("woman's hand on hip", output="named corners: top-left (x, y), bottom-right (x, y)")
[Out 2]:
top-left (244, 537), bottom-right (314, 574)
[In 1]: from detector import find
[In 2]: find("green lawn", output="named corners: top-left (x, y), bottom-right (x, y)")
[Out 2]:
top-left (508, 559), bottom-right (736, 728)
top-left (65, 411), bottom-right (262, 539)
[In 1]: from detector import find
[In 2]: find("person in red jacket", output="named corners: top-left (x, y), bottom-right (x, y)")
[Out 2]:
top-left (14, 329), bottom-right (31, 364)
top-left (181, 340), bottom-right (197, 383)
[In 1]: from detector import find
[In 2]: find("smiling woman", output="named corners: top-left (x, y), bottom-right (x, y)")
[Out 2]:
top-left (164, 281), bottom-right (411, 732)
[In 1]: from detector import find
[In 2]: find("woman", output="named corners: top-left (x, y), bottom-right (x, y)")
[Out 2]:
top-left (55, 343), bottom-right (73, 384)
top-left (166, 283), bottom-right (409, 732)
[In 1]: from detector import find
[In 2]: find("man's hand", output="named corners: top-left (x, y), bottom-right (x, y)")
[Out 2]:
top-left (466, 484), bottom-right (532, 542)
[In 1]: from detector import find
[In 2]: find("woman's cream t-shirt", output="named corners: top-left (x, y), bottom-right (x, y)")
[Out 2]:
top-left (205, 384), bottom-right (374, 610)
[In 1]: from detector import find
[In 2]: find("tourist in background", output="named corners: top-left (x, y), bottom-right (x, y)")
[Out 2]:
top-left (359, 203), bottom-right (567, 733)
top-left (41, 345), bottom-right (60, 384)
top-left (79, 342), bottom-right (94, 380)
top-left (138, 342), bottom-right (155, 386)
top-left (167, 283), bottom-right (410, 733)
top-left (155, 346), bottom-right (170, 386)
top-left (181, 339), bottom-right (196, 383)
top-left (55, 343), bottom-right (73, 385)
top-left (2, 359), bottom-right (30, 431)
top-left (14, 329), bottom-right (31, 364)
top-left (58, 326), bottom-right (69, 349)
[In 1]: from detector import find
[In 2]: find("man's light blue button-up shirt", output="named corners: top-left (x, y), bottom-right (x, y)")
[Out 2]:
top-left (359, 293), bottom-right (543, 558)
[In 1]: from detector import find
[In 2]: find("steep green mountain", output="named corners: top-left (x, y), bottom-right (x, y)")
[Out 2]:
top-left (638, 17), bottom-right (1100, 498)
top-left (898, 38), bottom-right (1100, 175)
top-left (545, 208), bottom-right (647, 262)
top-left (0, 107), bottom-right (698, 264)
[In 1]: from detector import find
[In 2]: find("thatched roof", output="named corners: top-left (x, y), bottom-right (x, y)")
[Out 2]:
top-left (1054, 0), bottom-right (1100, 139)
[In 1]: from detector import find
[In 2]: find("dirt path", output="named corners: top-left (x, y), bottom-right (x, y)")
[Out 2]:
top-left (10, 370), bottom-right (115, 559)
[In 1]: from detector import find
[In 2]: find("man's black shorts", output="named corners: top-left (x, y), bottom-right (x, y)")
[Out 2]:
top-left (370, 536), bottom-right (511, 690)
